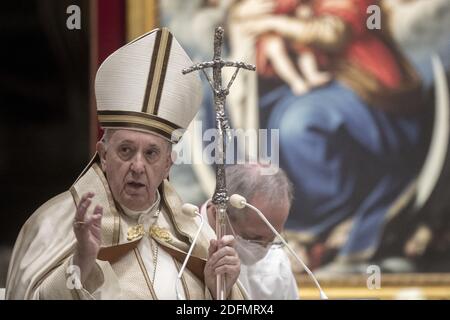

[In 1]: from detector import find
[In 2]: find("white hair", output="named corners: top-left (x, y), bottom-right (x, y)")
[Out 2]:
top-left (225, 164), bottom-right (294, 220)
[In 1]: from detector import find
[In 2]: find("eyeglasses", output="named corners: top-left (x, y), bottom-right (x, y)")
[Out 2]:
top-left (226, 212), bottom-right (285, 249)
top-left (235, 235), bottom-right (285, 249)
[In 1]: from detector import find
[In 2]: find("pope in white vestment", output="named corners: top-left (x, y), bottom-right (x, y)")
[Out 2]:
top-left (6, 27), bottom-right (246, 300)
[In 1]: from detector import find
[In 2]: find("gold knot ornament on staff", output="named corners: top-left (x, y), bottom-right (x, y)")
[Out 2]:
top-left (182, 26), bottom-right (255, 300)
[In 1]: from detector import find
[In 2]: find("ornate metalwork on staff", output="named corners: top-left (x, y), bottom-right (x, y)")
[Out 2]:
top-left (182, 26), bottom-right (255, 300)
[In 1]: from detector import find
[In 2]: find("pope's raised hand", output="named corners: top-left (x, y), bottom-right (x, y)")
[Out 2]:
top-left (72, 192), bottom-right (103, 284)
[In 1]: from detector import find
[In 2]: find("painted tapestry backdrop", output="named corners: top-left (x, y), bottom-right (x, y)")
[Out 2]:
top-left (160, 0), bottom-right (450, 273)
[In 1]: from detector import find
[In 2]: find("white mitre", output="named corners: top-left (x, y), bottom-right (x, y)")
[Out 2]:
top-left (95, 27), bottom-right (203, 143)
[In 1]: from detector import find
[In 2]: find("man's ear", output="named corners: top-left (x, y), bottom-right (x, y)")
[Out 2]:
top-left (96, 141), bottom-right (107, 171)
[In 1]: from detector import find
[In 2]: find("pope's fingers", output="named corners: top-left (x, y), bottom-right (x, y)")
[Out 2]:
top-left (75, 200), bottom-right (90, 225)
top-left (218, 235), bottom-right (236, 248)
top-left (211, 255), bottom-right (240, 270)
top-left (208, 239), bottom-right (218, 258)
top-left (79, 192), bottom-right (95, 205)
top-left (92, 206), bottom-right (103, 229)
top-left (85, 205), bottom-right (103, 228)
top-left (208, 246), bottom-right (237, 267)
top-left (75, 193), bottom-right (95, 222)
top-left (214, 264), bottom-right (240, 277)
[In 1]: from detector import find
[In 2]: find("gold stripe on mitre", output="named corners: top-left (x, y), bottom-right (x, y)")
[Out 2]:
top-left (142, 27), bottom-right (173, 116)
top-left (98, 110), bottom-right (182, 142)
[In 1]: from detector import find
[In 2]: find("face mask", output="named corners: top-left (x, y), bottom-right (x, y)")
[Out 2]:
top-left (227, 215), bottom-right (270, 265)
top-left (235, 236), bottom-right (271, 265)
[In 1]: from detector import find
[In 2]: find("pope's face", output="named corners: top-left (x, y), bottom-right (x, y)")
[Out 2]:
top-left (97, 129), bottom-right (172, 211)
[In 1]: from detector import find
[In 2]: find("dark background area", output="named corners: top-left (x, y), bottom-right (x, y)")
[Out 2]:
top-left (0, 0), bottom-right (91, 285)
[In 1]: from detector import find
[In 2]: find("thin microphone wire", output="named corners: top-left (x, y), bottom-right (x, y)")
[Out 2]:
top-left (175, 211), bottom-right (204, 300)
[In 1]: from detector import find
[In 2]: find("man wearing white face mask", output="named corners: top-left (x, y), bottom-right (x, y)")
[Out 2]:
top-left (201, 164), bottom-right (299, 300)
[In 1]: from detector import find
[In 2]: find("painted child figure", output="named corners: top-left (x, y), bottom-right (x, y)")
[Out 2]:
top-left (256, 0), bottom-right (332, 95)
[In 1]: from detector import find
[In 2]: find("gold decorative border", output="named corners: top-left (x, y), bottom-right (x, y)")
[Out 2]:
top-left (98, 110), bottom-right (182, 142)
top-left (134, 247), bottom-right (158, 299)
top-left (126, 0), bottom-right (159, 42)
top-left (296, 273), bottom-right (450, 299)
